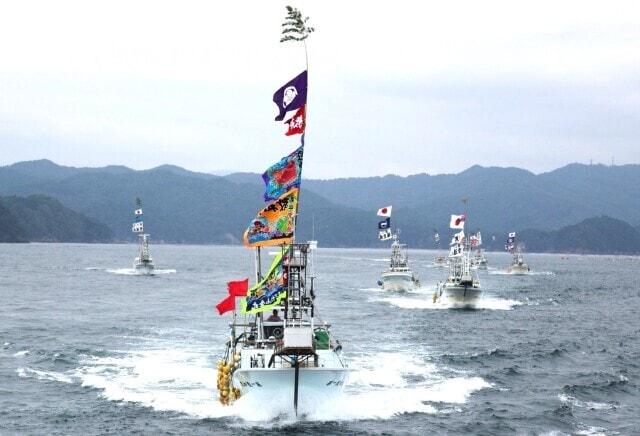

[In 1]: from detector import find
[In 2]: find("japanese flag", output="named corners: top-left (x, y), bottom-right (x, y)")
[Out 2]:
top-left (450, 214), bottom-right (466, 229)
top-left (377, 206), bottom-right (392, 217)
top-left (508, 232), bottom-right (516, 238)
top-left (134, 208), bottom-right (143, 215)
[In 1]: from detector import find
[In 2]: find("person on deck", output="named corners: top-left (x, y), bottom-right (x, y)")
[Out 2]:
top-left (266, 309), bottom-right (282, 322)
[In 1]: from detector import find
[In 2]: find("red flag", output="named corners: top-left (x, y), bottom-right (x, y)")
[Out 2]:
top-left (227, 278), bottom-right (248, 297)
top-left (285, 106), bottom-right (305, 136)
top-left (216, 295), bottom-right (235, 315)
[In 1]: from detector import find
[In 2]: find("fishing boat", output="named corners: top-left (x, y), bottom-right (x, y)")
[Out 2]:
top-left (470, 232), bottom-right (487, 270)
top-left (379, 235), bottom-right (420, 291)
top-left (214, 7), bottom-right (349, 416)
top-left (376, 207), bottom-right (420, 291)
top-left (433, 214), bottom-right (482, 308)
top-left (218, 244), bottom-right (349, 415)
top-left (473, 249), bottom-right (488, 270)
top-left (506, 232), bottom-right (530, 274)
top-left (432, 231), bottom-right (448, 268)
top-left (131, 199), bottom-right (154, 275)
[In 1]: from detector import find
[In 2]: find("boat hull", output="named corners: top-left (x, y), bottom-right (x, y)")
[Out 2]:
top-left (134, 259), bottom-right (155, 275)
top-left (380, 271), bottom-right (418, 291)
top-left (233, 367), bottom-right (349, 410)
top-left (507, 265), bottom-right (529, 275)
top-left (440, 284), bottom-right (482, 308)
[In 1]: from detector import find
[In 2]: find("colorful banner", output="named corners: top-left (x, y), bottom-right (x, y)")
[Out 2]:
top-left (243, 188), bottom-right (299, 247)
top-left (262, 145), bottom-right (304, 202)
top-left (241, 248), bottom-right (288, 314)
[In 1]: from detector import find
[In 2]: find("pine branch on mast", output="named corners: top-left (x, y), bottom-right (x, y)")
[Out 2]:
top-left (280, 6), bottom-right (315, 42)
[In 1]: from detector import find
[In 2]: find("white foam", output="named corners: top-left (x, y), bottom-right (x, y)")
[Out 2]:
top-left (73, 341), bottom-right (490, 423)
top-left (379, 296), bottom-right (522, 311)
top-left (13, 350), bottom-right (29, 357)
top-left (16, 367), bottom-right (74, 384)
top-left (488, 270), bottom-right (555, 276)
top-left (105, 268), bottom-right (176, 276)
top-left (558, 394), bottom-right (616, 411)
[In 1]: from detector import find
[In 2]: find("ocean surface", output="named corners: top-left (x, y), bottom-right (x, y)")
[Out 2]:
top-left (1, 243), bottom-right (639, 435)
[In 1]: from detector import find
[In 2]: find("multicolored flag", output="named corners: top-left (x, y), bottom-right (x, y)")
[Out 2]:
top-left (377, 206), bottom-right (392, 217)
top-left (243, 188), bottom-right (299, 247)
top-left (262, 146), bottom-right (304, 202)
top-left (450, 214), bottom-right (466, 229)
top-left (285, 106), bottom-right (306, 136)
top-left (273, 70), bottom-right (307, 121)
top-left (241, 248), bottom-right (288, 314)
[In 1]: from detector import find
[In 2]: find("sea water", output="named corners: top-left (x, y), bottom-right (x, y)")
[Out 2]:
top-left (1, 244), bottom-right (638, 434)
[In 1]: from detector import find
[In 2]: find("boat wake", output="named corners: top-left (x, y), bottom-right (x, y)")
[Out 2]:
top-left (488, 270), bottom-right (555, 276)
top-left (377, 295), bottom-right (523, 311)
top-left (105, 268), bottom-right (177, 275)
top-left (55, 336), bottom-right (490, 424)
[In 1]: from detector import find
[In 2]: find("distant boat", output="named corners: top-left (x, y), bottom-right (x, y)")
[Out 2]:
top-left (470, 231), bottom-right (488, 270)
top-left (131, 199), bottom-right (154, 275)
top-left (432, 231), bottom-right (448, 268)
top-left (434, 214), bottom-right (482, 308)
top-left (376, 207), bottom-right (420, 291)
top-left (379, 234), bottom-right (420, 291)
top-left (505, 232), bottom-right (530, 275)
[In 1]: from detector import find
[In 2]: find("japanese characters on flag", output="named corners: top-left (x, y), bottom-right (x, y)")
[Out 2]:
top-left (378, 229), bottom-right (392, 241)
top-left (450, 244), bottom-right (464, 257)
top-left (450, 214), bottom-right (466, 229)
top-left (285, 106), bottom-right (306, 136)
top-left (450, 230), bottom-right (465, 245)
top-left (377, 206), bottom-right (392, 217)
top-left (132, 222), bottom-right (144, 233)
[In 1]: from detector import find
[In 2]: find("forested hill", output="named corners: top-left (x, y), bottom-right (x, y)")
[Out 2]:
top-left (0, 195), bottom-right (112, 243)
top-left (1, 159), bottom-right (639, 253)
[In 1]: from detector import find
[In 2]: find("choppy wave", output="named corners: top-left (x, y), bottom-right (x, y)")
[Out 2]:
top-left (13, 350), bottom-right (30, 357)
top-left (558, 394), bottom-right (617, 411)
top-left (17, 367), bottom-right (74, 384)
top-left (68, 338), bottom-right (490, 423)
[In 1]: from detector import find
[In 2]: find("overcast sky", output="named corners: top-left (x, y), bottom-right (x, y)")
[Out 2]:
top-left (0, 0), bottom-right (638, 178)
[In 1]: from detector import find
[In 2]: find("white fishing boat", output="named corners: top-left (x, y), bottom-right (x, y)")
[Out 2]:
top-left (376, 208), bottom-right (419, 291)
top-left (215, 7), bottom-right (349, 416)
top-left (432, 231), bottom-right (448, 268)
top-left (473, 249), bottom-right (488, 270)
top-left (379, 236), bottom-right (420, 291)
top-left (219, 244), bottom-right (349, 414)
top-left (433, 214), bottom-right (482, 308)
top-left (433, 255), bottom-right (448, 268)
top-left (505, 232), bottom-right (530, 274)
top-left (131, 199), bottom-right (154, 275)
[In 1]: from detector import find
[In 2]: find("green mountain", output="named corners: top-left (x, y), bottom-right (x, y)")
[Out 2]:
top-left (1, 160), bottom-right (639, 252)
top-left (517, 216), bottom-right (640, 255)
top-left (0, 203), bottom-right (28, 242)
top-left (0, 161), bottom-right (371, 245)
top-left (0, 195), bottom-right (113, 242)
